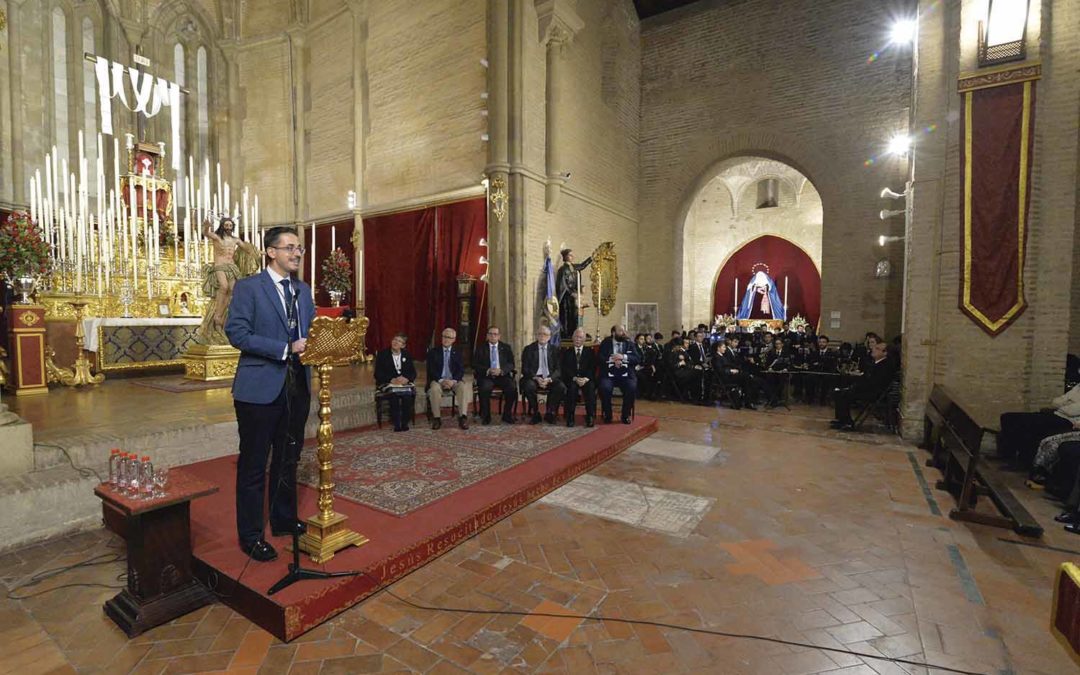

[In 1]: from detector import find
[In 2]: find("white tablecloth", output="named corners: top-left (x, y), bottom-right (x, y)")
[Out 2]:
top-left (83, 317), bottom-right (202, 352)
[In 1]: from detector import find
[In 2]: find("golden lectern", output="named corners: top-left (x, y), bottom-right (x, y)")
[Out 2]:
top-left (296, 315), bottom-right (371, 563)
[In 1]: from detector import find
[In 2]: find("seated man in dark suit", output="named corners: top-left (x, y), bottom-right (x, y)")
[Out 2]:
top-left (686, 331), bottom-right (711, 403)
top-left (830, 341), bottom-right (895, 429)
top-left (728, 336), bottom-right (763, 409)
top-left (762, 338), bottom-right (793, 408)
top-left (520, 325), bottom-right (565, 424)
top-left (473, 326), bottom-right (517, 425)
top-left (598, 324), bottom-right (640, 424)
top-left (425, 327), bottom-right (471, 430)
top-left (666, 337), bottom-right (701, 402)
top-left (374, 333), bottom-right (417, 432)
top-left (803, 335), bottom-right (836, 404)
top-left (562, 327), bottom-right (597, 427)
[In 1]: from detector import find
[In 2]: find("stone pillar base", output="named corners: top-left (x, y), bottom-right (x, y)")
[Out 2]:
top-left (182, 344), bottom-right (239, 381)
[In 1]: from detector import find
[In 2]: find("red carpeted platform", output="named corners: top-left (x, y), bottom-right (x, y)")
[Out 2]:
top-left (186, 415), bottom-right (658, 641)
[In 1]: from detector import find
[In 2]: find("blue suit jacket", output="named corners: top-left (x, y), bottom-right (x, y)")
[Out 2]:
top-left (425, 346), bottom-right (465, 383)
top-left (599, 337), bottom-right (640, 380)
top-left (225, 269), bottom-right (315, 404)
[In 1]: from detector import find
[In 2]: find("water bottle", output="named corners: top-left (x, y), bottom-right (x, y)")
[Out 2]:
top-left (108, 448), bottom-right (121, 487)
top-left (127, 453), bottom-right (141, 496)
top-left (140, 456), bottom-right (155, 499)
top-left (118, 453), bottom-right (131, 493)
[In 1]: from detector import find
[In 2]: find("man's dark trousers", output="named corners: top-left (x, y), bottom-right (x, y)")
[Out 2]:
top-left (234, 358), bottom-right (310, 547)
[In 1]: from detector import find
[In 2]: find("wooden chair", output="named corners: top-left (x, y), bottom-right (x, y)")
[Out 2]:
top-left (374, 389), bottom-right (416, 429)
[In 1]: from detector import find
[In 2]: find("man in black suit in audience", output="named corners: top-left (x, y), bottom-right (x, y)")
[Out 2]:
top-left (520, 325), bottom-right (565, 424)
top-left (686, 331), bottom-right (710, 402)
top-left (803, 334), bottom-right (836, 404)
top-left (473, 326), bottom-right (517, 425)
top-left (562, 327), bottom-right (597, 427)
top-left (831, 341), bottom-right (895, 429)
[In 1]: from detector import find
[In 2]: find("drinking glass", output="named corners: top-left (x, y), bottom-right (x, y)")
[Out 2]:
top-left (153, 467), bottom-right (169, 498)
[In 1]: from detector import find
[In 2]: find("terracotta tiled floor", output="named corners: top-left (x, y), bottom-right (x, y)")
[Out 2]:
top-left (2, 400), bottom-right (1076, 674)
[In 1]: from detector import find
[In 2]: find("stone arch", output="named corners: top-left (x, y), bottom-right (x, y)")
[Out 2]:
top-left (671, 128), bottom-right (834, 326)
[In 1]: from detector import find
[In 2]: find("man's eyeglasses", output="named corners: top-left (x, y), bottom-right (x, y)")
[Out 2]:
top-left (269, 245), bottom-right (306, 255)
top-left (441, 334), bottom-right (456, 339)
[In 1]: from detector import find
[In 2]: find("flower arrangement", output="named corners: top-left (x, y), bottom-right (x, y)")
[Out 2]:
top-left (321, 248), bottom-right (353, 294)
top-left (712, 313), bottom-right (736, 332)
top-left (787, 314), bottom-right (810, 332)
top-left (0, 211), bottom-right (52, 279)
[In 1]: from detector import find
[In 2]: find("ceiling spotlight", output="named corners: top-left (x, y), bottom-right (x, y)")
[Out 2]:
top-left (887, 135), bottom-right (911, 156)
top-left (481, 177), bottom-right (490, 189)
top-left (479, 255), bottom-right (488, 265)
top-left (880, 187), bottom-right (907, 200)
top-left (890, 19), bottom-right (917, 45)
top-left (880, 209), bottom-right (905, 220)
top-left (480, 58), bottom-right (489, 68)
top-left (346, 190), bottom-right (357, 210)
top-left (480, 133), bottom-right (490, 142)
top-left (479, 237), bottom-right (488, 247)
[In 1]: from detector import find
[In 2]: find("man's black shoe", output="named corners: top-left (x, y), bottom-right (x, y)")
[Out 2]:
top-left (481, 415), bottom-right (491, 426)
top-left (241, 540), bottom-right (278, 562)
top-left (502, 415), bottom-right (515, 425)
top-left (458, 415), bottom-right (469, 430)
top-left (567, 416), bottom-right (575, 427)
top-left (271, 521), bottom-right (307, 538)
top-left (603, 415), bottom-right (613, 424)
top-left (530, 413), bottom-right (542, 425)
top-left (1055, 511), bottom-right (1080, 524)
top-left (544, 412), bottom-right (556, 424)
top-left (621, 417), bottom-right (632, 425)
top-left (1066, 522), bottom-right (1080, 535)
top-left (431, 418), bottom-right (442, 430)
top-left (585, 416), bottom-right (594, 427)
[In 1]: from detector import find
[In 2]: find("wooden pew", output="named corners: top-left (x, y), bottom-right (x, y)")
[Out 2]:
top-left (922, 385), bottom-right (1043, 537)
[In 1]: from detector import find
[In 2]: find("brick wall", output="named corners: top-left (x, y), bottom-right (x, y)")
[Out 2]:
top-left (639, 0), bottom-right (912, 342)
top-left (518, 0), bottom-right (641, 344)
top-left (363, 0), bottom-right (487, 207)
top-left (304, 16), bottom-right (355, 218)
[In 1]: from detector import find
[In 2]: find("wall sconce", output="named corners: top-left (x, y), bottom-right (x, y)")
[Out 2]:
top-left (879, 209), bottom-right (905, 220)
top-left (878, 235), bottom-right (905, 247)
top-left (346, 190), bottom-right (356, 210)
top-left (978, 0), bottom-right (1029, 66)
top-left (479, 237), bottom-right (488, 247)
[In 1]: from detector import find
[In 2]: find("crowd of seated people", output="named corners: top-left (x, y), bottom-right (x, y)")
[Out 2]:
top-left (373, 321), bottom-right (903, 435)
top-left (632, 323), bottom-right (901, 429)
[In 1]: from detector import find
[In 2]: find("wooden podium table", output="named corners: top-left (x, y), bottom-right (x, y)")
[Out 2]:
top-left (96, 469), bottom-right (218, 637)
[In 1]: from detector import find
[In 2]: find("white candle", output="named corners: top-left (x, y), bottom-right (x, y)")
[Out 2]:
top-left (45, 154), bottom-right (53, 247)
top-left (310, 223), bottom-right (316, 294)
top-left (331, 225), bottom-right (336, 252)
top-left (216, 162), bottom-right (222, 213)
top-left (224, 182), bottom-right (230, 220)
top-left (784, 276), bottom-right (788, 313)
top-left (29, 175), bottom-right (37, 223)
top-left (734, 278), bottom-right (739, 315)
top-left (242, 187), bottom-right (249, 245)
top-left (358, 249), bottom-right (363, 304)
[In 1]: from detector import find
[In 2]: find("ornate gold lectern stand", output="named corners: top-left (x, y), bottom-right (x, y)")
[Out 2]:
top-left (297, 316), bottom-right (370, 563)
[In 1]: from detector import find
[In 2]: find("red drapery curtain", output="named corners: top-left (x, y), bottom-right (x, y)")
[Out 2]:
top-left (712, 235), bottom-right (821, 328)
top-left (434, 198), bottom-right (489, 355)
top-left (362, 198), bottom-right (488, 356)
top-left (304, 218), bottom-right (356, 308)
top-left (362, 209), bottom-right (437, 354)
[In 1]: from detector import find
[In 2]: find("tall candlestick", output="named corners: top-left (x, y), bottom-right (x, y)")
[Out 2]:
top-left (734, 278), bottom-right (739, 315)
top-left (310, 223), bottom-right (316, 295)
top-left (783, 276), bottom-right (788, 315)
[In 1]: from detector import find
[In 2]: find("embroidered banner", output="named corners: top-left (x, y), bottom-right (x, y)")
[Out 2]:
top-left (958, 63), bottom-right (1039, 336)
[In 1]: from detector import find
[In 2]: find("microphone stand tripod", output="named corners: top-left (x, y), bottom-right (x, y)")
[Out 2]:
top-left (268, 295), bottom-right (360, 596)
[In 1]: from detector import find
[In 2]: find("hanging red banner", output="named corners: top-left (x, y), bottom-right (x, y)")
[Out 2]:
top-left (958, 63), bottom-right (1039, 336)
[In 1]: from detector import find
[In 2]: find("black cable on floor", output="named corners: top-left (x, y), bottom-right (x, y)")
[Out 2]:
top-left (34, 442), bottom-right (105, 483)
top-left (5, 552), bottom-right (126, 600)
top-left (378, 587), bottom-right (987, 675)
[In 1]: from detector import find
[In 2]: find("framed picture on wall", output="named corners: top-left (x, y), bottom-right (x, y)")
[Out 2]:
top-left (625, 302), bottom-right (659, 336)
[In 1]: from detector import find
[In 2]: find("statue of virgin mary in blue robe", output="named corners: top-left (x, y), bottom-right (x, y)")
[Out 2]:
top-left (736, 270), bottom-right (786, 321)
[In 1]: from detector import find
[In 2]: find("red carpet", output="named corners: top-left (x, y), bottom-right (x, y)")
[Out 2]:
top-left (186, 415), bottom-right (658, 641)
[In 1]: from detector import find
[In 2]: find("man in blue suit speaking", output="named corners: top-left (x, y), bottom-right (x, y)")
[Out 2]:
top-left (225, 226), bottom-right (315, 562)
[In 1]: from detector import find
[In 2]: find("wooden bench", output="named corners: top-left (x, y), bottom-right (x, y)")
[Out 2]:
top-left (922, 385), bottom-right (1043, 537)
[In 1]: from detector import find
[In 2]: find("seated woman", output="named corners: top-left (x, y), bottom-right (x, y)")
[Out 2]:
top-left (375, 332), bottom-right (417, 432)
top-left (1000, 383), bottom-right (1080, 469)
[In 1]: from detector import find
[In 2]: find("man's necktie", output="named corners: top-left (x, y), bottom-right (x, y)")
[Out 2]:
top-left (441, 348), bottom-right (451, 380)
top-left (539, 346), bottom-right (548, 378)
top-left (576, 348), bottom-right (581, 369)
top-left (281, 279), bottom-right (300, 343)
top-left (491, 344), bottom-right (498, 370)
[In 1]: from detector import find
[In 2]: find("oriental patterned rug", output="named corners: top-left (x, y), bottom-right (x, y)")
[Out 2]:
top-left (298, 423), bottom-right (596, 516)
